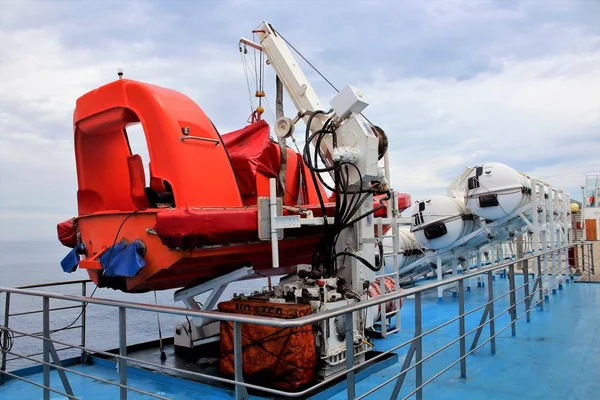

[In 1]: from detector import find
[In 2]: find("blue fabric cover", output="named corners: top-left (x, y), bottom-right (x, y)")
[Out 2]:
top-left (60, 243), bottom-right (86, 273)
top-left (60, 246), bottom-right (79, 273)
top-left (102, 241), bottom-right (146, 278)
top-left (98, 241), bottom-right (128, 268)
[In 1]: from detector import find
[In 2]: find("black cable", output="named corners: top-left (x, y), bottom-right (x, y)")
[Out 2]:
top-left (0, 325), bottom-right (14, 352)
top-left (273, 28), bottom-right (378, 129)
top-left (342, 192), bottom-right (390, 229)
top-left (335, 251), bottom-right (382, 272)
top-left (301, 112), bottom-right (359, 276)
top-left (49, 209), bottom-right (144, 335)
top-left (274, 28), bottom-right (339, 93)
top-left (184, 316), bottom-right (193, 349)
top-left (300, 106), bottom-right (388, 278)
top-left (303, 110), bottom-right (333, 275)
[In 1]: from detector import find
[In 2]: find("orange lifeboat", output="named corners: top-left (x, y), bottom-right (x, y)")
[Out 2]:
top-left (57, 78), bottom-right (411, 293)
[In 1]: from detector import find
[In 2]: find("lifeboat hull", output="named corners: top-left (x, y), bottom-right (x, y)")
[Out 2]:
top-left (74, 195), bottom-right (408, 293)
top-left (77, 210), bottom-right (318, 292)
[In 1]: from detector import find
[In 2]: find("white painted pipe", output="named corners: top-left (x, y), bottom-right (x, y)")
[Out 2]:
top-left (269, 178), bottom-right (280, 269)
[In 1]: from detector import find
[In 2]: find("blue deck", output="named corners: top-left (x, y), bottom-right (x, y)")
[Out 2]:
top-left (2, 275), bottom-right (599, 399)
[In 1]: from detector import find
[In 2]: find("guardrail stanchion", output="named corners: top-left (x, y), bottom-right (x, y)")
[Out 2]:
top-left (43, 296), bottom-right (50, 400)
top-left (587, 244), bottom-right (591, 283)
top-left (523, 259), bottom-right (531, 323)
top-left (508, 263), bottom-right (517, 336)
top-left (536, 255), bottom-right (544, 311)
top-left (81, 282), bottom-right (87, 363)
top-left (415, 291), bottom-right (423, 400)
top-left (458, 280), bottom-right (466, 378)
top-left (119, 307), bottom-right (127, 400)
top-left (345, 311), bottom-right (355, 400)
top-left (1, 292), bottom-right (10, 381)
top-left (487, 271), bottom-right (496, 354)
top-left (378, 274), bottom-right (386, 338)
top-left (233, 321), bottom-right (248, 400)
top-left (590, 243), bottom-right (595, 276)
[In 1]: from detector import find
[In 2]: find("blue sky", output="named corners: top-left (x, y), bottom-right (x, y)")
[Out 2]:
top-left (0, 0), bottom-right (599, 240)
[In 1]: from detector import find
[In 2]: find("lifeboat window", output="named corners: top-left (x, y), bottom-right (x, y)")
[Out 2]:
top-left (424, 223), bottom-right (447, 240)
top-left (467, 176), bottom-right (480, 190)
top-left (478, 194), bottom-right (499, 208)
top-left (124, 123), bottom-right (175, 208)
top-left (124, 123), bottom-right (150, 182)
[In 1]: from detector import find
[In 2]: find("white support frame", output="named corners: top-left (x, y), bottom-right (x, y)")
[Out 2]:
top-left (548, 185), bottom-right (556, 291)
top-left (174, 266), bottom-right (254, 326)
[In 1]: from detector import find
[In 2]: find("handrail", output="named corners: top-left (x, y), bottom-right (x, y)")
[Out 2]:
top-left (0, 243), bottom-right (575, 328)
top-left (179, 136), bottom-right (220, 145)
top-left (8, 279), bottom-right (92, 290)
top-left (1, 241), bottom-right (592, 400)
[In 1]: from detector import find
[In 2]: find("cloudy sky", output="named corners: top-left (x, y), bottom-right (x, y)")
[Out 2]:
top-left (0, 0), bottom-right (599, 241)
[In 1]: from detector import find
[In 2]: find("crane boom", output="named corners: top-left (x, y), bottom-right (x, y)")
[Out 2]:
top-left (248, 21), bottom-right (382, 188)
top-left (254, 23), bottom-right (328, 130)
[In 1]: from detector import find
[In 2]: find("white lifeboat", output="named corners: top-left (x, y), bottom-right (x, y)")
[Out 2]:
top-left (410, 195), bottom-right (477, 250)
top-left (465, 162), bottom-right (532, 221)
top-left (382, 229), bottom-right (424, 274)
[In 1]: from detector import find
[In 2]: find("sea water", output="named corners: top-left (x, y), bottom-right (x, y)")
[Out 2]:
top-left (0, 240), bottom-right (273, 369)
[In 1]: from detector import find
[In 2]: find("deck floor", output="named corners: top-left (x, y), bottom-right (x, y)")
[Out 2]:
top-left (336, 275), bottom-right (600, 400)
top-left (1, 275), bottom-right (599, 400)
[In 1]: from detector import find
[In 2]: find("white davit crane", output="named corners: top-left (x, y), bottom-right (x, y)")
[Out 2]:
top-left (240, 21), bottom-right (391, 292)
top-left (239, 21), bottom-right (393, 378)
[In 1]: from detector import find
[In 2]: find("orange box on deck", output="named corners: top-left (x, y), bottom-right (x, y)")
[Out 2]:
top-left (218, 300), bottom-right (316, 391)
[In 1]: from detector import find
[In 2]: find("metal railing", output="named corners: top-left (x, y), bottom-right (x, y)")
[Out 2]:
top-left (0, 242), bottom-right (595, 400)
top-left (577, 242), bottom-right (596, 282)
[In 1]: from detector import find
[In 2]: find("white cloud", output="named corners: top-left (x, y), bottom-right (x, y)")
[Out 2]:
top-left (0, 0), bottom-right (598, 240)
top-left (360, 51), bottom-right (600, 201)
top-left (0, 3), bottom-right (252, 242)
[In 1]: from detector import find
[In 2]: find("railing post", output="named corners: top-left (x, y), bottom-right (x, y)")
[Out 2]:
top-left (345, 312), bottom-right (355, 400)
top-left (543, 233), bottom-right (549, 292)
top-left (508, 263), bottom-right (517, 337)
top-left (581, 243), bottom-right (588, 282)
top-left (0, 292), bottom-right (10, 382)
top-left (378, 274), bottom-right (386, 338)
top-left (458, 280), bottom-right (466, 378)
top-left (43, 296), bottom-right (50, 400)
top-left (392, 219), bottom-right (401, 332)
top-left (415, 291), bottom-right (423, 400)
top-left (119, 307), bottom-right (127, 400)
top-left (537, 255), bottom-right (544, 311)
top-left (586, 244), bottom-right (592, 283)
top-left (523, 259), bottom-right (531, 323)
top-left (81, 282), bottom-right (87, 363)
top-left (553, 249), bottom-right (560, 292)
top-left (590, 243), bottom-right (595, 276)
top-left (487, 271), bottom-right (496, 354)
top-left (233, 321), bottom-right (248, 400)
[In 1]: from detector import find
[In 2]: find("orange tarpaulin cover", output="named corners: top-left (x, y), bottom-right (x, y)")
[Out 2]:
top-left (218, 300), bottom-right (317, 391)
top-left (221, 120), bottom-right (279, 199)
